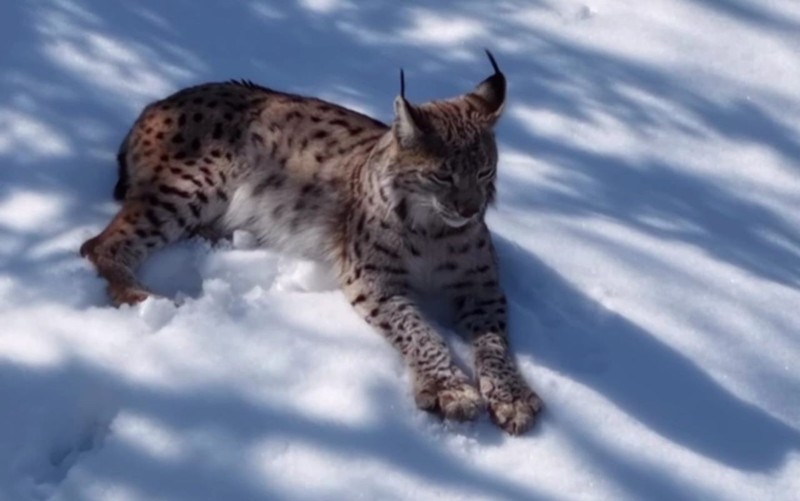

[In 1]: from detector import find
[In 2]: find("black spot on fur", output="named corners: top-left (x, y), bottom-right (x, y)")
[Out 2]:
top-left (253, 174), bottom-right (284, 195)
top-left (144, 209), bottom-right (161, 227)
top-left (373, 243), bottom-right (400, 259)
top-left (181, 174), bottom-right (203, 188)
top-left (355, 213), bottom-right (366, 234)
top-left (378, 266), bottom-right (406, 275)
top-left (155, 198), bottom-right (179, 214)
top-left (394, 199), bottom-right (408, 221)
top-left (435, 262), bottom-right (459, 272)
top-left (158, 185), bottom-right (192, 198)
top-left (446, 281), bottom-right (475, 290)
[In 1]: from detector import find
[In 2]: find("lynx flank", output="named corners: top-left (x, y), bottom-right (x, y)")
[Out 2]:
top-left (81, 51), bottom-right (542, 434)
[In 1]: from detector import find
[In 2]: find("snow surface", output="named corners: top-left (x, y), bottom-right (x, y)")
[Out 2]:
top-left (2, 0), bottom-right (800, 499)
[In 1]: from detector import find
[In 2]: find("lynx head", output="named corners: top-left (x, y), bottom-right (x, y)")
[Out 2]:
top-left (385, 50), bottom-right (506, 229)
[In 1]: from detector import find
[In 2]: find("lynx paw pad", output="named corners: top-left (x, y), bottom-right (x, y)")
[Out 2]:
top-left (108, 284), bottom-right (151, 306)
top-left (488, 390), bottom-right (543, 435)
top-left (480, 375), bottom-right (543, 435)
top-left (415, 378), bottom-right (484, 422)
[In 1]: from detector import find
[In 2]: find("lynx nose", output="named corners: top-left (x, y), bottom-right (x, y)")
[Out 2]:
top-left (457, 201), bottom-right (481, 219)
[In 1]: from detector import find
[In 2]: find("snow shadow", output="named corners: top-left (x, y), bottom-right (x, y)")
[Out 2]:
top-left (0, 359), bottom-right (551, 501)
top-left (501, 140), bottom-right (800, 289)
top-left (3, 0), bottom-right (798, 303)
top-left (496, 235), bottom-right (800, 474)
top-left (1, 0), bottom-right (799, 497)
top-left (484, 20), bottom-right (800, 289)
top-left (684, 0), bottom-right (800, 34)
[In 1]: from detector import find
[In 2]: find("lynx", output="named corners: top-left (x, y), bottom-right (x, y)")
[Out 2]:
top-left (81, 51), bottom-right (542, 434)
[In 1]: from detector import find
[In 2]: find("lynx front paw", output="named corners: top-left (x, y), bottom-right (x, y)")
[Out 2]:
top-left (414, 376), bottom-right (484, 422)
top-left (108, 283), bottom-right (151, 306)
top-left (480, 373), bottom-right (543, 435)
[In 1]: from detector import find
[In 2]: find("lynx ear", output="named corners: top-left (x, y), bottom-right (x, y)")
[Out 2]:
top-left (469, 49), bottom-right (506, 125)
top-left (393, 69), bottom-right (423, 147)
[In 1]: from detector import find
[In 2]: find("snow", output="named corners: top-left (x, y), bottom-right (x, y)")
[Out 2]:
top-left (1, 0), bottom-right (799, 499)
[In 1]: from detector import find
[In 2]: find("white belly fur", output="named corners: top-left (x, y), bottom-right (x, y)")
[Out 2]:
top-left (222, 182), bottom-right (336, 263)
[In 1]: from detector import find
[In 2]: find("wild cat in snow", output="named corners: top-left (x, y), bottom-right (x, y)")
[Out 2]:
top-left (81, 51), bottom-right (542, 434)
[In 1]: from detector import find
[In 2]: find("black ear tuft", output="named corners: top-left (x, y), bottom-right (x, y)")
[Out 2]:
top-left (471, 49), bottom-right (507, 123)
top-left (394, 68), bottom-right (428, 147)
top-left (485, 49), bottom-right (501, 74)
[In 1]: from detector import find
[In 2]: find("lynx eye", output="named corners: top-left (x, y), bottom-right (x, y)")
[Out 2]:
top-left (477, 168), bottom-right (494, 181)
top-left (430, 172), bottom-right (453, 184)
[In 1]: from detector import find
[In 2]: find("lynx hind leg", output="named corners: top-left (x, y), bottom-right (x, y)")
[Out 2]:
top-left (80, 198), bottom-right (185, 306)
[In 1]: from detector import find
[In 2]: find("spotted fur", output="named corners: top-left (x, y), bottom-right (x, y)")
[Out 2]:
top-left (81, 51), bottom-right (542, 434)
